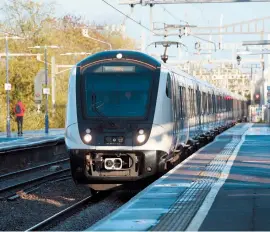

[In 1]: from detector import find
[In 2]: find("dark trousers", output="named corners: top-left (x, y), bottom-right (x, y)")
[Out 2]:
top-left (16, 116), bottom-right (23, 135)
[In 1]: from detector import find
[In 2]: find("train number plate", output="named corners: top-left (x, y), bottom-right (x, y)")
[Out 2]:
top-left (104, 136), bottom-right (124, 145)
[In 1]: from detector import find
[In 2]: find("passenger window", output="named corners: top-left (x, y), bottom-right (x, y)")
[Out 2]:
top-left (166, 74), bottom-right (172, 99)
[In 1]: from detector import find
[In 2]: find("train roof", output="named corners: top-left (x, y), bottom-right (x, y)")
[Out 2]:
top-left (78, 50), bottom-right (245, 101)
top-left (77, 50), bottom-right (161, 69)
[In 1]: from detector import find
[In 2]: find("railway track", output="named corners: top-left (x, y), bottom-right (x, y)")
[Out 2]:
top-left (0, 158), bottom-right (70, 180)
top-left (1, 168), bottom-right (158, 231)
top-left (24, 193), bottom-right (107, 231)
top-left (6, 174), bottom-right (72, 201)
top-left (22, 178), bottom-right (155, 231)
top-left (0, 158), bottom-right (71, 200)
top-left (0, 168), bottom-right (71, 198)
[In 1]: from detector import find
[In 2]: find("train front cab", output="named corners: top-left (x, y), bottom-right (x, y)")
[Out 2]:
top-left (66, 51), bottom-right (175, 191)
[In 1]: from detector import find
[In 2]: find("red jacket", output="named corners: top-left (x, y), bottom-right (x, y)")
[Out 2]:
top-left (14, 102), bottom-right (26, 117)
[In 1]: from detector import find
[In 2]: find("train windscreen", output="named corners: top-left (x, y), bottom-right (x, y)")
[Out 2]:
top-left (83, 69), bottom-right (153, 118)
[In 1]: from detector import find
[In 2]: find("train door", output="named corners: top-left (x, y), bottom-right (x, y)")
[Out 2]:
top-left (225, 96), bottom-right (227, 123)
top-left (232, 98), bottom-right (234, 121)
top-left (196, 86), bottom-right (202, 135)
top-left (221, 94), bottom-right (224, 125)
top-left (213, 92), bottom-right (217, 127)
top-left (169, 72), bottom-right (178, 150)
top-left (201, 92), bottom-right (207, 132)
top-left (188, 87), bottom-right (196, 138)
top-left (217, 95), bottom-right (221, 126)
top-left (233, 99), bottom-right (236, 120)
top-left (225, 95), bottom-right (228, 124)
top-left (178, 84), bottom-right (188, 144)
top-left (170, 73), bottom-right (182, 148)
top-left (208, 91), bottom-right (213, 130)
top-left (228, 96), bottom-right (231, 123)
top-left (241, 100), bottom-right (245, 119)
top-left (186, 87), bottom-right (191, 137)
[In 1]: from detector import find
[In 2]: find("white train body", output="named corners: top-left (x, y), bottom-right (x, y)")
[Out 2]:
top-left (65, 50), bottom-right (247, 191)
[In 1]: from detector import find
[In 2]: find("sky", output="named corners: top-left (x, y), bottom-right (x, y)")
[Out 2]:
top-left (49, 0), bottom-right (270, 62)
top-left (1, 0), bottom-right (270, 64)
top-left (41, 0), bottom-right (270, 34)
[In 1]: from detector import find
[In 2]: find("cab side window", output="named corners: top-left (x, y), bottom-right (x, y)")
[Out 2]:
top-left (166, 73), bottom-right (172, 99)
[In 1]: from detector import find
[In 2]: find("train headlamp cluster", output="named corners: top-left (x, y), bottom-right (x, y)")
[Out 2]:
top-left (116, 53), bottom-right (122, 59)
top-left (137, 129), bottom-right (146, 143)
top-left (84, 128), bottom-right (92, 143)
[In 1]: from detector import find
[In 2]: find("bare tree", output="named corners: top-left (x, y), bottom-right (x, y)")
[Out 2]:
top-left (0, 0), bottom-right (55, 38)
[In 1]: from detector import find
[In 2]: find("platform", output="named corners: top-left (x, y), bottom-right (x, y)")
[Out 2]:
top-left (89, 123), bottom-right (270, 231)
top-left (0, 129), bottom-right (64, 152)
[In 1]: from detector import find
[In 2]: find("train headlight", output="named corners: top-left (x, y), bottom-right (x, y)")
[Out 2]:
top-left (138, 129), bottom-right (144, 135)
top-left (116, 53), bottom-right (123, 59)
top-left (84, 134), bottom-right (92, 143)
top-left (137, 134), bottom-right (146, 143)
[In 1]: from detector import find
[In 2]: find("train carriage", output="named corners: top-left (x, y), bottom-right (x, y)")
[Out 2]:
top-left (65, 50), bottom-right (247, 192)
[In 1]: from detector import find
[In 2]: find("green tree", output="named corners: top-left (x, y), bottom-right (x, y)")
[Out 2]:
top-left (0, 0), bottom-right (135, 132)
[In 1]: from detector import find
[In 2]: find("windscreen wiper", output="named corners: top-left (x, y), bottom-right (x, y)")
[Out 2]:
top-left (91, 93), bottom-right (116, 127)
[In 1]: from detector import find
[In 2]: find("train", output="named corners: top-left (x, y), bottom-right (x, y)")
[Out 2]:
top-left (65, 50), bottom-right (247, 193)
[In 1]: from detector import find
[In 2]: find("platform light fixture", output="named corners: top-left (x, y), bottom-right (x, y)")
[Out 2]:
top-left (0, 31), bottom-right (25, 137)
top-left (28, 45), bottom-right (60, 134)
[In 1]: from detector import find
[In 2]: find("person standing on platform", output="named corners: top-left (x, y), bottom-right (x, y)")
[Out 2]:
top-left (14, 100), bottom-right (26, 136)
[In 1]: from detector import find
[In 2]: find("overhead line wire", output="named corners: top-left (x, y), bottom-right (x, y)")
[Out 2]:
top-left (101, 0), bottom-right (191, 54)
top-left (158, 5), bottom-right (216, 52)
top-left (101, 0), bottom-right (215, 52)
top-left (189, 34), bottom-right (216, 51)
top-left (159, 5), bottom-right (189, 25)
top-left (101, 0), bottom-right (159, 36)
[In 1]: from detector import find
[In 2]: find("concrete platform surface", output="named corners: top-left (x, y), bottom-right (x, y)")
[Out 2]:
top-left (88, 123), bottom-right (270, 231)
top-left (0, 129), bottom-right (64, 152)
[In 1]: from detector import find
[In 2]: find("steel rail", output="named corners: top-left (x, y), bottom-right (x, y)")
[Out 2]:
top-left (25, 195), bottom-right (96, 231)
top-left (0, 157), bottom-right (69, 180)
top-left (0, 168), bottom-right (70, 194)
top-left (7, 175), bottom-right (72, 201)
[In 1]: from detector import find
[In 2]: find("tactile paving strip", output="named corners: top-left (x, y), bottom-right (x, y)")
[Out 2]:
top-left (150, 124), bottom-right (251, 231)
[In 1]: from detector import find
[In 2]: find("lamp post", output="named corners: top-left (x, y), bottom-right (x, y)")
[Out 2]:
top-left (28, 45), bottom-right (59, 134)
top-left (0, 32), bottom-right (24, 137)
top-left (82, 29), bottom-right (112, 50)
top-left (60, 52), bottom-right (92, 64)
top-left (5, 35), bottom-right (11, 137)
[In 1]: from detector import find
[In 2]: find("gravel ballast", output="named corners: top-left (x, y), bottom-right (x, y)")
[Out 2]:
top-left (1, 176), bottom-right (153, 231)
top-left (0, 178), bottom-right (90, 231)
top-left (48, 188), bottom-right (142, 231)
